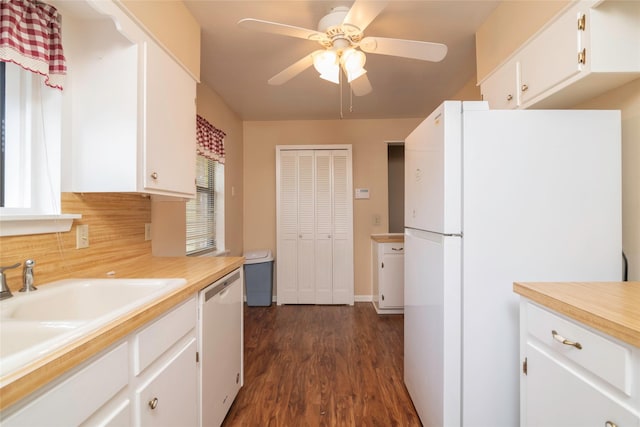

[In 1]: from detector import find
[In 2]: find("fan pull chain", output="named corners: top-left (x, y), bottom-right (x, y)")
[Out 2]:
top-left (350, 84), bottom-right (353, 113)
top-left (339, 69), bottom-right (344, 119)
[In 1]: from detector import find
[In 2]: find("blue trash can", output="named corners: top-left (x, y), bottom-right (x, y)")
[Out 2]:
top-left (243, 249), bottom-right (274, 306)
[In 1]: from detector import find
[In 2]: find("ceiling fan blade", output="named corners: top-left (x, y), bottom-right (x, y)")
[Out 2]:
top-left (238, 18), bottom-right (326, 42)
top-left (350, 74), bottom-right (372, 96)
top-left (343, 0), bottom-right (388, 31)
top-left (360, 37), bottom-right (448, 62)
top-left (268, 51), bottom-right (319, 86)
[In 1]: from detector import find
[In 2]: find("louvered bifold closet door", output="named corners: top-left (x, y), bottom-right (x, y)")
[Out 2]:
top-left (314, 151), bottom-right (333, 304)
top-left (331, 150), bottom-right (354, 304)
top-left (276, 151), bottom-right (299, 304)
top-left (296, 151), bottom-right (316, 303)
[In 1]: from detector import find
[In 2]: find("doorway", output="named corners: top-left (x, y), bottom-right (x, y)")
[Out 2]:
top-left (387, 143), bottom-right (404, 233)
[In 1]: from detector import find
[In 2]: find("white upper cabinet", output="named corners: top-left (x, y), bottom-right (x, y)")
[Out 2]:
top-left (60, 0), bottom-right (196, 198)
top-left (480, 0), bottom-right (640, 110)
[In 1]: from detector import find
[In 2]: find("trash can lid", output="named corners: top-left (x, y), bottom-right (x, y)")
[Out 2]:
top-left (243, 249), bottom-right (273, 264)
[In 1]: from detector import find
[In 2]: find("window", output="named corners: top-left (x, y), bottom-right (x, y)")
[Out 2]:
top-left (1, 61), bottom-right (62, 213)
top-left (186, 155), bottom-right (224, 255)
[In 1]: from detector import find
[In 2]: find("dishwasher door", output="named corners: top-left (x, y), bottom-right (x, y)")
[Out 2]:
top-left (198, 269), bottom-right (243, 427)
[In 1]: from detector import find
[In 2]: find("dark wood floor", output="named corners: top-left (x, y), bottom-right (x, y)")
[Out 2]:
top-left (222, 302), bottom-right (421, 426)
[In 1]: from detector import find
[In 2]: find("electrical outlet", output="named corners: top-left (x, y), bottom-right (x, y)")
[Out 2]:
top-left (76, 224), bottom-right (89, 249)
top-left (145, 223), bottom-right (152, 241)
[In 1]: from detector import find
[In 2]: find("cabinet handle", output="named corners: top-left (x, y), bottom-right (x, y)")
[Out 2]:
top-left (578, 48), bottom-right (586, 65)
top-left (605, 422), bottom-right (618, 427)
top-left (521, 84), bottom-right (529, 92)
top-left (551, 330), bottom-right (582, 349)
top-left (150, 172), bottom-right (158, 180)
top-left (391, 247), bottom-right (403, 251)
top-left (148, 397), bottom-right (159, 410)
top-left (506, 94), bottom-right (513, 101)
top-left (578, 14), bottom-right (586, 31)
top-left (381, 294), bottom-right (385, 301)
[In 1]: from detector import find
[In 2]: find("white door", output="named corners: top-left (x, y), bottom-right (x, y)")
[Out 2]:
top-left (314, 151), bottom-right (333, 304)
top-left (297, 151), bottom-right (316, 303)
top-left (276, 147), bottom-right (353, 305)
top-left (330, 150), bottom-right (354, 305)
top-left (404, 101), bottom-right (463, 235)
top-left (276, 151), bottom-right (300, 304)
top-left (404, 228), bottom-right (461, 427)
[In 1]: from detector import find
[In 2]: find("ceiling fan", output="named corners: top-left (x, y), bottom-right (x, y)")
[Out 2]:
top-left (238, 0), bottom-right (447, 96)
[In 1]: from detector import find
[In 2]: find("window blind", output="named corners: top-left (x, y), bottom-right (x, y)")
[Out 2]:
top-left (186, 155), bottom-right (217, 254)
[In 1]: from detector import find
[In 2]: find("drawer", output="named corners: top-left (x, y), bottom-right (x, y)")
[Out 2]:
top-left (526, 302), bottom-right (631, 395)
top-left (3, 342), bottom-right (128, 426)
top-left (382, 243), bottom-right (404, 254)
top-left (133, 297), bottom-right (196, 375)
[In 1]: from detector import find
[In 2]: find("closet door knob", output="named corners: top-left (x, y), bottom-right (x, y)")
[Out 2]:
top-left (150, 172), bottom-right (158, 180)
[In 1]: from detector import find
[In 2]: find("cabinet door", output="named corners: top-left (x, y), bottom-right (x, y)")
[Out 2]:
top-left (480, 58), bottom-right (518, 109)
top-left (143, 39), bottom-right (196, 197)
top-left (523, 343), bottom-right (639, 427)
top-left (380, 252), bottom-right (404, 308)
top-left (137, 338), bottom-right (197, 427)
top-left (518, 2), bottom-right (582, 105)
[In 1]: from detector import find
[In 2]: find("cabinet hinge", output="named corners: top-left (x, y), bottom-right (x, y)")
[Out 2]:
top-left (578, 48), bottom-right (586, 65)
top-left (196, 351), bottom-right (199, 363)
top-left (577, 13), bottom-right (586, 31)
top-left (522, 357), bottom-right (528, 375)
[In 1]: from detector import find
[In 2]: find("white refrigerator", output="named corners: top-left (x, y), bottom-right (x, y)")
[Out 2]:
top-left (403, 101), bottom-right (622, 427)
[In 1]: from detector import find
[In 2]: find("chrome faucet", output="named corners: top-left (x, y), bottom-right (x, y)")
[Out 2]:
top-left (0, 262), bottom-right (21, 300)
top-left (20, 259), bottom-right (37, 292)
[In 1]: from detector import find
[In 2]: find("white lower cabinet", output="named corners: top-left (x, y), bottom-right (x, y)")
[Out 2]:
top-left (371, 238), bottom-right (404, 314)
top-left (0, 298), bottom-right (197, 427)
top-left (520, 300), bottom-right (640, 427)
top-left (136, 338), bottom-right (197, 427)
top-left (1, 343), bottom-right (129, 427)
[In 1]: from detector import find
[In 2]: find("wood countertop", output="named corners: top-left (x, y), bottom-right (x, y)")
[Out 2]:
top-left (371, 234), bottom-right (404, 243)
top-left (513, 281), bottom-right (640, 348)
top-left (0, 255), bottom-right (245, 410)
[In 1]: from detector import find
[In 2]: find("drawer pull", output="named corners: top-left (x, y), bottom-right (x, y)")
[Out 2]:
top-left (552, 330), bottom-right (582, 349)
top-left (605, 422), bottom-right (618, 427)
top-left (148, 397), bottom-right (159, 410)
top-left (391, 247), bottom-right (403, 251)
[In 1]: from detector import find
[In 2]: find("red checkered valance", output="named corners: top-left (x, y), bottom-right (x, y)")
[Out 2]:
top-left (197, 114), bottom-right (225, 164)
top-left (0, 0), bottom-right (66, 89)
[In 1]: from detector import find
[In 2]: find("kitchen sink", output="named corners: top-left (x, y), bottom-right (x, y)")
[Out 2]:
top-left (0, 278), bottom-right (186, 377)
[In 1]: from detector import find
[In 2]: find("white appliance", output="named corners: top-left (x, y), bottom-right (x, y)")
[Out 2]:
top-left (403, 101), bottom-right (621, 427)
top-left (198, 269), bottom-right (243, 427)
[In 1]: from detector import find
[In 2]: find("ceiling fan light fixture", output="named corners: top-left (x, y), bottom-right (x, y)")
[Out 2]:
top-left (341, 48), bottom-right (367, 83)
top-left (319, 68), bottom-right (340, 84)
top-left (313, 50), bottom-right (340, 84)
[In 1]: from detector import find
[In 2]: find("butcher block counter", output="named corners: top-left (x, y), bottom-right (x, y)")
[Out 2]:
top-left (0, 255), bottom-right (244, 411)
top-left (513, 281), bottom-right (640, 348)
top-left (370, 233), bottom-right (404, 244)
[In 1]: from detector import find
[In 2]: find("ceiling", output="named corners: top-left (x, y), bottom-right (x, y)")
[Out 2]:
top-left (183, 1), bottom-right (501, 121)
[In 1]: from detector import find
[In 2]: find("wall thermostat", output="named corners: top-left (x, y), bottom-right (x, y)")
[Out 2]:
top-left (355, 188), bottom-right (370, 199)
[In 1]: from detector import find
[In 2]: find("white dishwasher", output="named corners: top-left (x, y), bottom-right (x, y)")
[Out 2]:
top-left (198, 268), bottom-right (243, 427)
